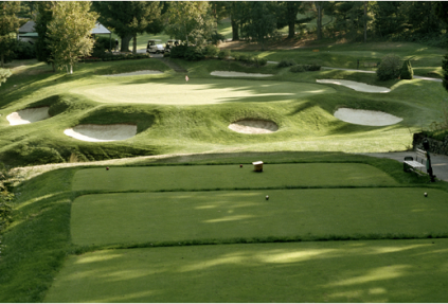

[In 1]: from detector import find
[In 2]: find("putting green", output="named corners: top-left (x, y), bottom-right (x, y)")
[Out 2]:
top-left (72, 78), bottom-right (334, 105)
top-left (72, 163), bottom-right (398, 192)
top-left (45, 239), bottom-right (448, 302)
top-left (71, 188), bottom-right (448, 246)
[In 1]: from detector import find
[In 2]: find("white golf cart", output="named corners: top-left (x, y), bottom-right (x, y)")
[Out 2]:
top-left (146, 39), bottom-right (164, 54)
top-left (164, 39), bottom-right (182, 54)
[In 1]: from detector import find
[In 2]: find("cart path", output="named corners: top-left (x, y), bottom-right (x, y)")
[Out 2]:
top-left (355, 152), bottom-right (448, 182)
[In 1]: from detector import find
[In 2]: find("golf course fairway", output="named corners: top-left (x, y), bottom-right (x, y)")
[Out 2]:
top-left (72, 163), bottom-right (398, 192)
top-left (44, 239), bottom-right (448, 303)
top-left (72, 78), bottom-right (335, 105)
top-left (71, 188), bottom-right (448, 246)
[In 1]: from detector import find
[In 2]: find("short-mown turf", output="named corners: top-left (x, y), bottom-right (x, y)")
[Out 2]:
top-left (44, 239), bottom-right (448, 303)
top-left (72, 163), bottom-right (398, 192)
top-left (71, 188), bottom-right (448, 246)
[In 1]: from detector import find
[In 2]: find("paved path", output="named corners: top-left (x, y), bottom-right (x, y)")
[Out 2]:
top-left (356, 152), bottom-right (448, 182)
top-left (267, 61), bottom-right (442, 83)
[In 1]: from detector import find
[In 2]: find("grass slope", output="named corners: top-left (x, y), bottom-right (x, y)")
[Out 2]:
top-left (1, 50), bottom-right (447, 166)
top-left (44, 239), bottom-right (448, 303)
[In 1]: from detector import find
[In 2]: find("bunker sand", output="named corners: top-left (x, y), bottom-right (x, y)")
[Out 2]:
top-left (6, 107), bottom-right (50, 125)
top-left (334, 108), bottom-right (403, 126)
top-left (64, 124), bottom-right (137, 142)
top-left (228, 119), bottom-right (278, 134)
top-left (317, 79), bottom-right (391, 93)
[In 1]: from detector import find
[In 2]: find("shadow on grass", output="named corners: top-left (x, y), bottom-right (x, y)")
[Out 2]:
top-left (44, 239), bottom-right (448, 302)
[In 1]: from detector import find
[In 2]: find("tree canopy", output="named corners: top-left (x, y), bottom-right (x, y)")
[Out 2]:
top-left (93, 1), bottom-right (162, 53)
top-left (46, 1), bottom-right (97, 74)
top-left (164, 1), bottom-right (214, 47)
top-left (0, 1), bottom-right (21, 67)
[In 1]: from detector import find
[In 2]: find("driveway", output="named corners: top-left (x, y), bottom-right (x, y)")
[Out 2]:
top-left (356, 152), bottom-right (448, 182)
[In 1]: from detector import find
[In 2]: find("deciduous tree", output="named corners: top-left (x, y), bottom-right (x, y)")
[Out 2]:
top-left (164, 1), bottom-right (214, 47)
top-left (46, 1), bottom-right (97, 74)
top-left (93, 2), bottom-right (162, 53)
top-left (0, 1), bottom-right (21, 67)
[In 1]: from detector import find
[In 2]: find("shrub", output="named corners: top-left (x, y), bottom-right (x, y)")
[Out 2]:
top-left (170, 45), bottom-right (189, 59)
top-left (210, 31), bottom-right (225, 45)
top-left (377, 54), bottom-right (402, 81)
top-left (254, 57), bottom-right (267, 67)
top-left (95, 36), bottom-right (112, 52)
top-left (290, 65), bottom-right (305, 73)
top-left (304, 64), bottom-right (321, 71)
top-left (218, 49), bottom-right (231, 60)
top-left (184, 47), bottom-right (205, 61)
top-left (15, 41), bottom-right (36, 59)
top-left (203, 44), bottom-right (219, 57)
top-left (400, 59), bottom-right (413, 79)
top-left (277, 59), bottom-right (296, 68)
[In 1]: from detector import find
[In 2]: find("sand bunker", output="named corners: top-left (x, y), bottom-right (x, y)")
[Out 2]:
top-left (103, 70), bottom-right (163, 77)
top-left (334, 108), bottom-right (402, 126)
top-left (228, 119), bottom-right (278, 134)
top-left (211, 71), bottom-right (273, 77)
top-left (316, 79), bottom-right (391, 93)
top-left (64, 124), bottom-right (137, 142)
top-left (7, 107), bottom-right (50, 125)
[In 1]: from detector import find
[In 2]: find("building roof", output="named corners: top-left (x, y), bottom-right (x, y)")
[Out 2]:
top-left (19, 20), bottom-right (36, 33)
top-left (18, 21), bottom-right (111, 35)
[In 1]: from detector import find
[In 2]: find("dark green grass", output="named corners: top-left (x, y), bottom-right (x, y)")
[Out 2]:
top-left (72, 163), bottom-right (398, 193)
top-left (44, 239), bottom-right (448, 303)
top-left (71, 188), bottom-right (448, 246)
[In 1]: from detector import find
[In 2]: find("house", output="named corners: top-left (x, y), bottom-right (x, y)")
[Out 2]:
top-left (18, 21), bottom-right (112, 47)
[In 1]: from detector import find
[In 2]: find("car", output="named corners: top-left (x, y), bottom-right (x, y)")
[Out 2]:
top-left (146, 39), bottom-right (164, 54)
top-left (164, 39), bottom-right (182, 54)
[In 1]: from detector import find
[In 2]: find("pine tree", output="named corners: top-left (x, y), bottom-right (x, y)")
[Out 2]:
top-left (0, 1), bottom-right (21, 67)
top-left (46, 2), bottom-right (97, 74)
top-left (400, 60), bottom-right (413, 80)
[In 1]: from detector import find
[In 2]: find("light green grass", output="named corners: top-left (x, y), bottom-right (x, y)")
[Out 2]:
top-left (71, 188), bottom-right (448, 246)
top-left (2, 55), bottom-right (447, 166)
top-left (72, 78), bottom-right (333, 105)
top-left (72, 163), bottom-right (397, 193)
top-left (44, 239), bottom-right (448, 303)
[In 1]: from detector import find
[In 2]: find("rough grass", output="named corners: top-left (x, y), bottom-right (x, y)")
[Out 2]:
top-left (72, 163), bottom-right (398, 193)
top-left (44, 239), bottom-right (448, 303)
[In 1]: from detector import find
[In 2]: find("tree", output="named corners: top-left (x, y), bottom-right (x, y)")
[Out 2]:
top-left (35, 1), bottom-right (56, 72)
top-left (164, 2), bottom-right (214, 47)
top-left (93, 2), bottom-right (162, 53)
top-left (0, 1), bottom-right (21, 67)
top-left (433, 1), bottom-right (448, 33)
top-left (46, 2), bottom-right (97, 74)
top-left (240, 2), bottom-right (277, 49)
top-left (0, 68), bottom-right (11, 86)
top-left (274, 2), bottom-right (312, 39)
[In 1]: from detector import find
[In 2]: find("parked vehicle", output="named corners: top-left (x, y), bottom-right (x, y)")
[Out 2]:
top-left (146, 39), bottom-right (164, 54)
top-left (164, 39), bottom-right (182, 54)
